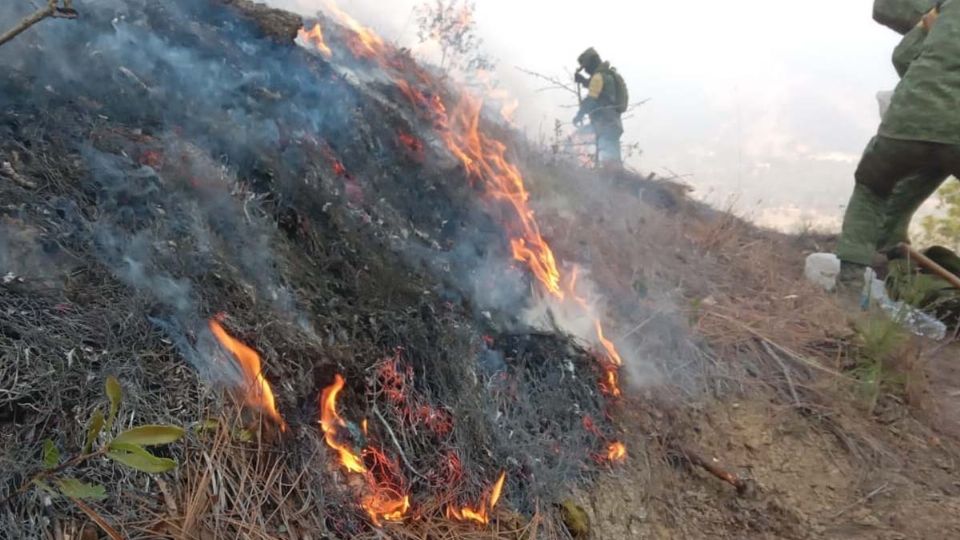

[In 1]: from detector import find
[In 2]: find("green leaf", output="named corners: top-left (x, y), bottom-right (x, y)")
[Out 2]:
top-left (106, 442), bottom-right (177, 474)
top-left (195, 418), bottom-right (220, 434)
top-left (112, 425), bottom-right (185, 447)
top-left (233, 428), bottom-right (254, 443)
top-left (42, 439), bottom-right (60, 470)
top-left (84, 410), bottom-right (105, 454)
top-left (105, 376), bottom-right (122, 429)
top-left (56, 478), bottom-right (107, 500)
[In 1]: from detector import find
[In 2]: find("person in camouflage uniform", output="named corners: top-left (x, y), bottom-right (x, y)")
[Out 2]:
top-left (873, 0), bottom-right (948, 255)
top-left (837, 0), bottom-right (960, 288)
top-left (573, 48), bottom-right (625, 168)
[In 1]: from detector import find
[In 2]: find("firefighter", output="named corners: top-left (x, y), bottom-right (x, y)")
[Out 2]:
top-left (837, 1), bottom-right (960, 290)
top-left (573, 48), bottom-right (627, 168)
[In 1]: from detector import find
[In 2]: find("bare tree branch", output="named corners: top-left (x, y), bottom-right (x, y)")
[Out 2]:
top-left (515, 66), bottom-right (578, 96)
top-left (0, 0), bottom-right (77, 48)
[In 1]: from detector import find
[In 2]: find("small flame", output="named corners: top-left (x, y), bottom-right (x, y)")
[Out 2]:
top-left (363, 492), bottom-right (410, 526)
top-left (607, 442), bottom-right (627, 463)
top-left (297, 23), bottom-right (333, 59)
top-left (319, 375), bottom-right (411, 525)
top-left (595, 320), bottom-right (623, 398)
top-left (320, 374), bottom-right (366, 474)
top-left (208, 320), bottom-right (286, 430)
top-left (447, 471), bottom-right (507, 525)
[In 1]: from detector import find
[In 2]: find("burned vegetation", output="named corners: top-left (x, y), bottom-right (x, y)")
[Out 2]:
top-left (7, 1), bottom-right (960, 539)
top-left (0, 1), bottom-right (627, 537)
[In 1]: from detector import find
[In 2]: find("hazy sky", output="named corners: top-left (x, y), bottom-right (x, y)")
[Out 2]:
top-left (269, 0), bottom-right (905, 230)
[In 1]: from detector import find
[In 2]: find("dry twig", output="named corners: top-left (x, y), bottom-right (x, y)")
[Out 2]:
top-left (0, 1), bottom-right (78, 48)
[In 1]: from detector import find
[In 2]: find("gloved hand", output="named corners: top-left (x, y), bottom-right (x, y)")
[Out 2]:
top-left (575, 72), bottom-right (591, 87)
top-left (573, 112), bottom-right (585, 127)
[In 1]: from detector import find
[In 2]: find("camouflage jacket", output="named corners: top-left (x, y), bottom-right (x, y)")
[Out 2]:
top-left (893, 25), bottom-right (927, 77)
top-left (874, 0), bottom-right (937, 34)
top-left (880, 0), bottom-right (960, 145)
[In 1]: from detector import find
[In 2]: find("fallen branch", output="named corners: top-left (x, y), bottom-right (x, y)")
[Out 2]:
top-left (671, 443), bottom-right (754, 496)
top-left (0, 0), bottom-right (78, 48)
top-left (371, 404), bottom-right (429, 482)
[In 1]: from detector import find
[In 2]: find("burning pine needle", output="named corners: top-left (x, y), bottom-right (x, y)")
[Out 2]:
top-left (208, 319), bottom-right (286, 431)
top-left (446, 471), bottom-right (507, 526)
top-left (297, 22), bottom-right (333, 59)
top-left (319, 374), bottom-right (411, 525)
top-left (320, 374), bottom-right (367, 474)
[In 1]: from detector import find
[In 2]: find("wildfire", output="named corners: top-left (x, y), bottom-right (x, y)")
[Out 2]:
top-left (607, 442), bottom-right (627, 463)
top-left (208, 320), bottom-right (286, 430)
top-left (297, 8), bottom-right (628, 521)
top-left (297, 23), bottom-right (333, 59)
top-left (319, 375), bottom-right (411, 525)
top-left (447, 471), bottom-right (507, 525)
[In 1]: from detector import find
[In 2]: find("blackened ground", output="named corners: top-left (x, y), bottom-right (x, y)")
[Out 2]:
top-left (0, 1), bottom-right (617, 537)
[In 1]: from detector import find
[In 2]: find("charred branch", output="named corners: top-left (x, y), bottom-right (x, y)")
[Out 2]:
top-left (670, 443), bottom-right (755, 497)
top-left (0, 1), bottom-right (77, 48)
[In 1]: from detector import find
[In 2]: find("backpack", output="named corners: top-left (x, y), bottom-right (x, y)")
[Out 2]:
top-left (601, 66), bottom-right (630, 114)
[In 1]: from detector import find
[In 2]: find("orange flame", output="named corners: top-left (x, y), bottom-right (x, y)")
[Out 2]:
top-left (607, 442), bottom-right (627, 463)
top-left (363, 490), bottom-right (410, 526)
top-left (298, 23), bottom-right (333, 59)
top-left (320, 375), bottom-right (411, 525)
top-left (447, 471), bottom-right (507, 525)
top-left (321, 0), bottom-right (386, 60)
top-left (441, 95), bottom-right (563, 298)
top-left (208, 320), bottom-right (286, 430)
top-left (320, 374), bottom-right (367, 473)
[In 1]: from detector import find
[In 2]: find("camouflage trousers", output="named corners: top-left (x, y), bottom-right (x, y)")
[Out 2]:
top-left (594, 122), bottom-right (623, 167)
top-left (837, 136), bottom-right (960, 266)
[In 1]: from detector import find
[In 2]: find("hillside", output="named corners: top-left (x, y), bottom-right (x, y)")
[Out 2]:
top-left (1, 2), bottom-right (959, 539)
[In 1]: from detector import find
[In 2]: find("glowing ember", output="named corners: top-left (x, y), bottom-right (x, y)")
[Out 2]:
top-left (320, 374), bottom-right (367, 474)
top-left (363, 492), bottom-right (410, 526)
top-left (208, 320), bottom-right (286, 430)
top-left (398, 131), bottom-right (423, 152)
top-left (447, 471), bottom-right (507, 525)
top-left (298, 23), bottom-right (333, 59)
top-left (607, 442), bottom-right (627, 463)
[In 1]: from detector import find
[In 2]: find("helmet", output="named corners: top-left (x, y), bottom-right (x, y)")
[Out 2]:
top-left (577, 47), bottom-right (602, 73)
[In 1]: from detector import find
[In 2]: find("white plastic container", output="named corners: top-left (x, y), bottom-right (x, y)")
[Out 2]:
top-left (804, 253), bottom-right (841, 291)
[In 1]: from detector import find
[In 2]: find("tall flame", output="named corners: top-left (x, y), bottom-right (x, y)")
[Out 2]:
top-left (441, 95), bottom-right (564, 298)
top-left (297, 23), bottom-right (333, 59)
top-left (208, 320), bottom-right (286, 430)
top-left (447, 471), bottom-right (507, 525)
top-left (320, 374), bottom-right (367, 474)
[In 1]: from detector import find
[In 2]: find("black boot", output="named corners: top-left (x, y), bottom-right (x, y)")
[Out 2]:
top-left (836, 261), bottom-right (867, 300)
